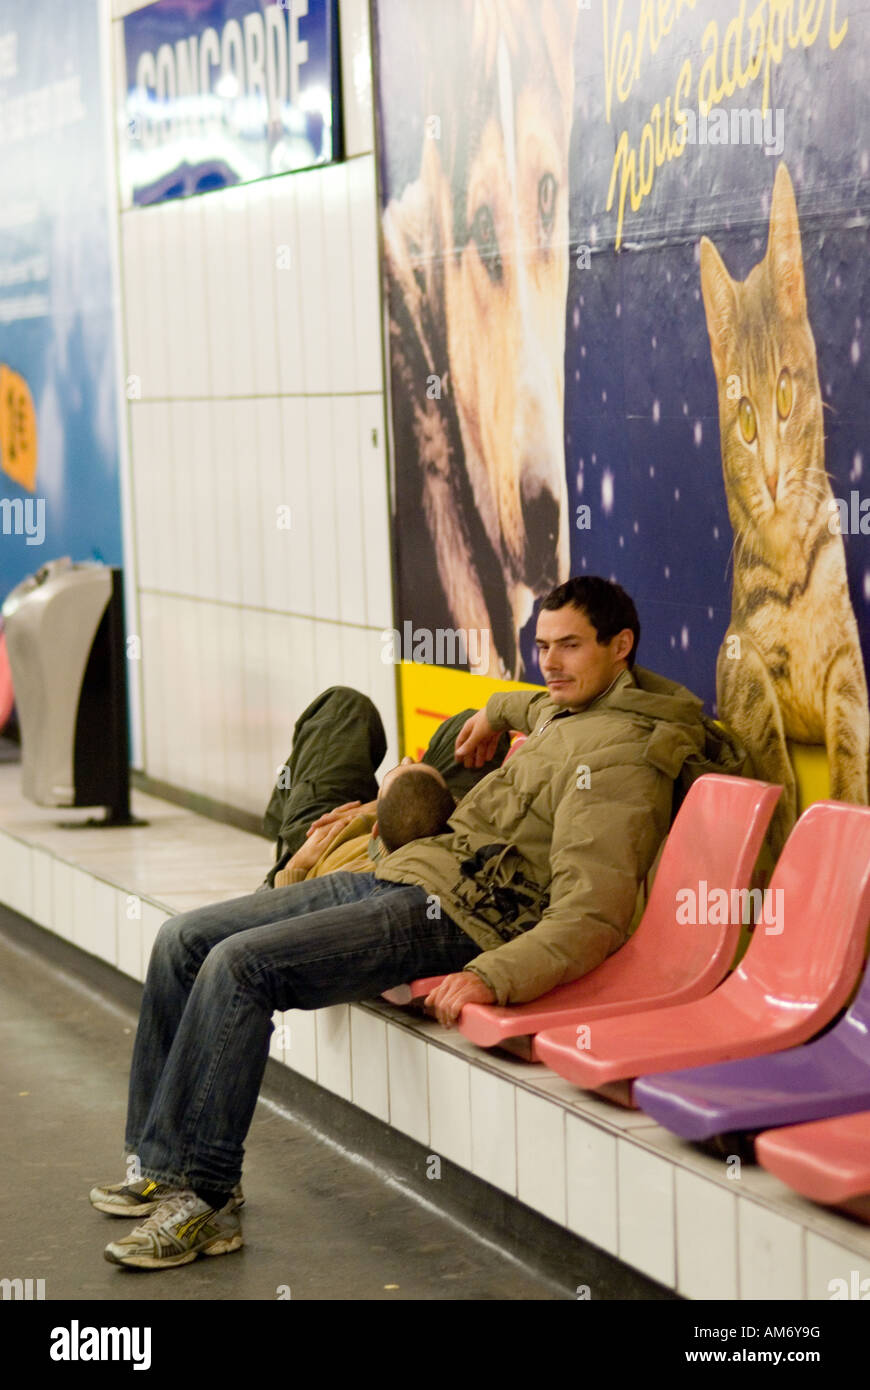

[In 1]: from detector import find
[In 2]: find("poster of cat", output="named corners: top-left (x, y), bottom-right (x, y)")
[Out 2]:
top-left (374, 0), bottom-right (870, 834)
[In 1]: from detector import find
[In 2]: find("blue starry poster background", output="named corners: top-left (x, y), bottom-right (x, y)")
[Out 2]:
top-left (553, 0), bottom-right (870, 712)
top-left (374, 0), bottom-right (870, 713)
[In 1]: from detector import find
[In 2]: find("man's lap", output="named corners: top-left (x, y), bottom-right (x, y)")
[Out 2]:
top-left (166, 872), bottom-right (476, 1007)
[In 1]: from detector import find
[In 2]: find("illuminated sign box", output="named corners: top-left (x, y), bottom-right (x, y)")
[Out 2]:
top-left (120, 0), bottom-right (341, 208)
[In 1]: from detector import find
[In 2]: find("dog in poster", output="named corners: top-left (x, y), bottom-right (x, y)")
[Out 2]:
top-left (381, 0), bottom-right (579, 678)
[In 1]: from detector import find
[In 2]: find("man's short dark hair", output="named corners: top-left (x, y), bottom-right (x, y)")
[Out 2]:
top-left (377, 770), bottom-right (456, 852)
top-left (540, 576), bottom-right (640, 669)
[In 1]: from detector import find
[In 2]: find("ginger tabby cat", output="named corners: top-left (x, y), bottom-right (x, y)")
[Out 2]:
top-left (700, 161), bottom-right (869, 855)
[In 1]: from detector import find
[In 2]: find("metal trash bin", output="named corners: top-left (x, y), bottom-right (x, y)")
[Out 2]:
top-left (1, 558), bottom-right (142, 825)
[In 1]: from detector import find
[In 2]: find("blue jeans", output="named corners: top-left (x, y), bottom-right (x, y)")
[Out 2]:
top-left (125, 871), bottom-right (478, 1193)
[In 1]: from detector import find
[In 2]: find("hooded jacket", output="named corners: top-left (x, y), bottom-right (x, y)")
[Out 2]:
top-left (374, 665), bottom-right (710, 1005)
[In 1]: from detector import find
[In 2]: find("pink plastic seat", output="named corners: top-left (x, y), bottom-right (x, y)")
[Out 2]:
top-left (755, 1111), bottom-right (870, 1217)
top-left (535, 801), bottom-right (870, 1103)
top-left (383, 775), bottom-right (780, 1030)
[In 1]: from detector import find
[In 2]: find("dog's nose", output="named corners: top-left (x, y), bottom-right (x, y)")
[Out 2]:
top-left (522, 485), bottom-right (562, 591)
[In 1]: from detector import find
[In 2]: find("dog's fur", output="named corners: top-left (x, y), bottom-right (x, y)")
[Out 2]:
top-left (382, 0), bottom-right (578, 677)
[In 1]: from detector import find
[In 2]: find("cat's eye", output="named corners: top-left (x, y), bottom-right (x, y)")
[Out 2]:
top-left (776, 368), bottom-right (793, 420)
top-left (738, 397), bottom-right (757, 444)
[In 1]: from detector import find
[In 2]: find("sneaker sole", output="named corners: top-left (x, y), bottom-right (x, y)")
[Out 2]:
top-left (92, 1192), bottom-right (245, 1217)
top-left (104, 1233), bottom-right (244, 1269)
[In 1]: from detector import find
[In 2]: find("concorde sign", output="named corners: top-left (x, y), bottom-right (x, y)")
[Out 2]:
top-left (120, 0), bottom-right (341, 207)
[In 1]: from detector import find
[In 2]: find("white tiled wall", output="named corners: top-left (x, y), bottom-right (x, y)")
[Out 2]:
top-left (112, 0), bottom-right (398, 811)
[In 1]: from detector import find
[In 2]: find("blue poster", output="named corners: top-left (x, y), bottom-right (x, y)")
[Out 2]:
top-left (121, 0), bottom-right (341, 207)
top-left (0, 0), bottom-right (122, 604)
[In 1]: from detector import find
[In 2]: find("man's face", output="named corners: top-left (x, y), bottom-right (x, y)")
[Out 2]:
top-left (534, 604), bottom-right (633, 708)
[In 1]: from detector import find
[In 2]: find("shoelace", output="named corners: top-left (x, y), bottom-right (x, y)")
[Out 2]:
top-left (133, 1190), bottom-right (201, 1234)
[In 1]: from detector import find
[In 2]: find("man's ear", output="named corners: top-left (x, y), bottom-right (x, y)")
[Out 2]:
top-left (372, 820), bottom-right (379, 837)
top-left (615, 629), bottom-right (634, 662)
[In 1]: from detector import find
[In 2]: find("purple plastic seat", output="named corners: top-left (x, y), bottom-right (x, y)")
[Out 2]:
top-left (634, 942), bottom-right (870, 1141)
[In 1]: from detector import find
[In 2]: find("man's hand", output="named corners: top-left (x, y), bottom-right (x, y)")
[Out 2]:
top-left (289, 821), bottom-right (346, 873)
top-left (454, 709), bottom-right (502, 769)
top-left (425, 971), bottom-right (496, 1027)
top-left (305, 800), bottom-right (376, 837)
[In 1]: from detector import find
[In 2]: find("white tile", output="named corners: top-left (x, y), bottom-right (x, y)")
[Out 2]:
top-left (312, 618), bottom-right (344, 694)
top-left (350, 1007), bottom-right (389, 1122)
top-left (280, 397), bottom-right (312, 615)
top-left (737, 1198), bottom-right (805, 1300)
top-left (235, 399), bottom-right (266, 610)
top-left (211, 400), bottom-right (243, 605)
top-left (282, 1008), bottom-right (317, 1081)
top-left (357, 395), bottom-right (392, 629)
top-left (120, 210), bottom-right (146, 390)
top-left (347, 156), bottom-right (383, 391)
top-left (218, 604), bottom-right (247, 807)
top-left (339, 0), bottom-right (374, 158)
top-left (321, 164), bottom-right (357, 393)
top-left (92, 879), bottom-right (119, 966)
top-left (179, 194), bottom-right (211, 398)
top-left (240, 605), bottom-right (271, 814)
top-left (470, 1067), bottom-right (517, 1195)
top-left (805, 1232), bottom-right (870, 1302)
top-left (517, 1088), bottom-right (566, 1225)
top-left (0, 833), bottom-right (31, 917)
top-left (30, 846), bottom-right (54, 928)
top-left (270, 177), bottom-right (304, 396)
top-left (264, 609), bottom-right (293, 780)
top-left (139, 595), bottom-right (166, 782)
top-left (617, 1139), bottom-right (676, 1288)
top-left (565, 1113), bottom-right (619, 1255)
top-left (675, 1168), bottom-right (738, 1300)
top-left (160, 200), bottom-right (188, 398)
top-left (149, 402), bottom-right (175, 591)
top-left (315, 1005), bottom-right (352, 1099)
top-left (305, 399), bottom-right (339, 620)
top-left (295, 171), bottom-right (330, 393)
top-left (138, 206), bottom-right (168, 399)
top-left (202, 192), bottom-right (233, 401)
top-left (169, 402), bottom-right (197, 597)
top-left (140, 901), bottom-right (166, 980)
top-left (365, 636), bottom-right (399, 775)
top-left (428, 1046), bottom-right (471, 1170)
top-left (51, 859), bottom-right (74, 941)
top-left (245, 180), bottom-right (280, 397)
top-left (331, 396), bottom-right (367, 625)
top-left (116, 890), bottom-right (143, 981)
top-left (71, 869), bottom-right (96, 955)
top-left (386, 1025), bottom-right (429, 1145)
top-left (223, 185), bottom-right (257, 400)
top-left (258, 397), bottom-right (286, 613)
top-left (196, 602), bottom-right (228, 801)
top-left (128, 403), bottom-right (157, 590)
top-left (189, 401), bottom-right (218, 601)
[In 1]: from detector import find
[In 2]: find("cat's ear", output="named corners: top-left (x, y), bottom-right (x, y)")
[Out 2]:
top-left (699, 235), bottom-right (736, 379)
top-left (767, 162), bottom-right (806, 319)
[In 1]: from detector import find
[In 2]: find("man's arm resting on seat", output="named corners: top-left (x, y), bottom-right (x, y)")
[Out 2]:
top-left (460, 759), bottom-right (672, 1006)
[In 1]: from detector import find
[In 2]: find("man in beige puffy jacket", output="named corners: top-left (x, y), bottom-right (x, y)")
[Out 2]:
top-left (92, 575), bottom-right (714, 1269)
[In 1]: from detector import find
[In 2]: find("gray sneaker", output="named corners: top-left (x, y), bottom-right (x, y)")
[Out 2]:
top-left (89, 1175), bottom-right (244, 1217)
top-left (104, 1190), bottom-right (243, 1269)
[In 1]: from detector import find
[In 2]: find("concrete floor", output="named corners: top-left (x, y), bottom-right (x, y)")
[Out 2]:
top-left (0, 923), bottom-right (569, 1301)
